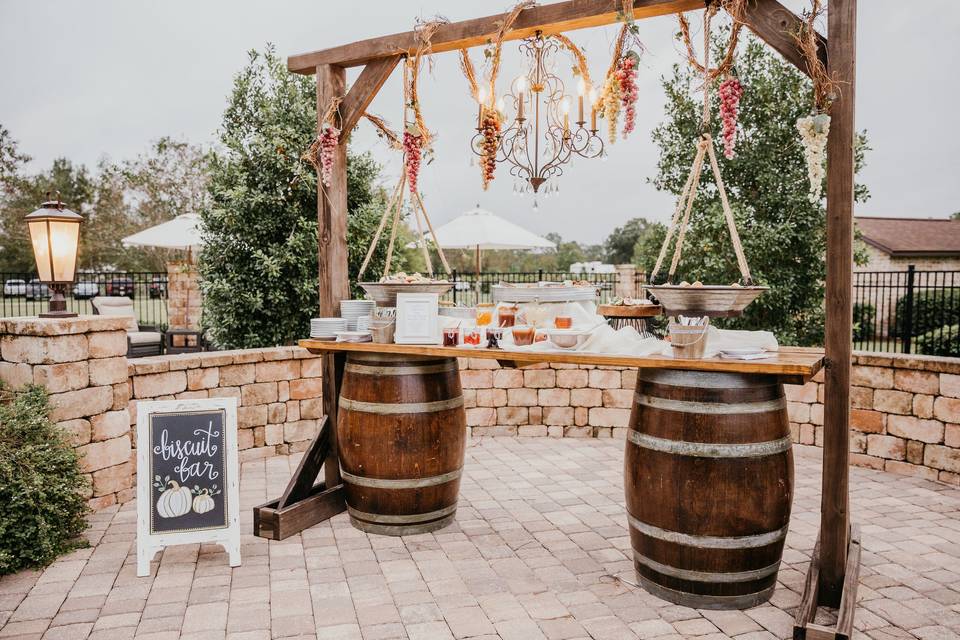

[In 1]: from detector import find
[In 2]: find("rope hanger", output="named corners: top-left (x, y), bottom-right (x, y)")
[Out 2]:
top-left (650, 1), bottom-right (754, 286)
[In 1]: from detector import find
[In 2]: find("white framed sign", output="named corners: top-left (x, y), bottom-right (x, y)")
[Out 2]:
top-left (136, 398), bottom-right (240, 577)
top-left (395, 292), bottom-right (441, 344)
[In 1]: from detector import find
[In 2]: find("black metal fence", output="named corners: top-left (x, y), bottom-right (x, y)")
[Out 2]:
top-left (1, 272), bottom-right (169, 328)
top-left (445, 270), bottom-right (619, 306)
top-left (854, 266), bottom-right (959, 357)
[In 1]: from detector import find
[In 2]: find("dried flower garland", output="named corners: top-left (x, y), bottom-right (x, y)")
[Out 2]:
top-left (794, 0), bottom-right (837, 202)
top-left (302, 96), bottom-right (343, 188)
top-left (718, 74), bottom-right (743, 159)
top-left (796, 113), bottom-right (830, 202)
top-left (599, 21), bottom-right (643, 144)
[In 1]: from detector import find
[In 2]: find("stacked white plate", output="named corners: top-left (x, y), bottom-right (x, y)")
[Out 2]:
top-left (340, 300), bottom-right (376, 330)
top-left (356, 315), bottom-right (372, 332)
top-left (310, 317), bottom-right (346, 339)
top-left (336, 331), bottom-right (372, 343)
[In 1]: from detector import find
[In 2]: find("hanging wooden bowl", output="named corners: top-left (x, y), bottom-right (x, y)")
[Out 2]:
top-left (358, 281), bottom-right (454, 307)
top-left (646, 284), bottom-right (768, 318)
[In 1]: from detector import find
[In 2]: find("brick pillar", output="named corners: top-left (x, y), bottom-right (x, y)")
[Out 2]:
top-left (166, 261), bottom-right (202, 330)
top-left (0, 315), bottom-right (134, 510)
top-left (615, 264), bottom-right (637, 298)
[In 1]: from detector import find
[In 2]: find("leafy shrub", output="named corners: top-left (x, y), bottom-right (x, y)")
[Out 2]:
top-left (916, 324), bottom-right (960, 358)
top-left (0, 384), bottom-right (88, 575)
top-left (852, 302), bottom-right (876, 342)
top-left (891, 288), bottom-right (960, 338)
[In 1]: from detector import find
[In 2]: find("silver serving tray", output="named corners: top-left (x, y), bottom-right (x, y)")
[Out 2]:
top-left (358, 281), bottom-right (454, 307)
top-left (646, 285), bottom-right (768, 318)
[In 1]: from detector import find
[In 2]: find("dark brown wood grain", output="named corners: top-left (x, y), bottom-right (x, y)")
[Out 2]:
top-left (277, 415), bottom-right (330, 508)
top-left (743, 0), bottom-right (827, 77)
top-left (299, 340), bottom-right (825, 384)
top-left (322, 352), bottom-right (346, 489)
top-left (339, 55), bottom-right (402, 134)
top-left (337, 355), bottom-right (466, 535)
top-left (288, 0), bottom-right (704, 72)
top-left (820, 0), bottom-right (857, 608)
top-left (624, 369), bottom-right (793, 608)
top-left (253, 484), bottom-right (345, 541)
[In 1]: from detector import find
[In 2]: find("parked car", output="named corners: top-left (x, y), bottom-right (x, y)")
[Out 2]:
top-left (149, 275), bottom-right (168, 299)
top-left (105, 277), bottom-right (135, 298)
top-left (3, 279), bottom-right (27, 296)
top-left (72, 281), bottom-right (99, 299)
top-left (25, 279), bottom-right (50, 300)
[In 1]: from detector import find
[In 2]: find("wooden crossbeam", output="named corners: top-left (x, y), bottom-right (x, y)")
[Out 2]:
top-left (289, 0), bottom-right (704, 72)
top-left (743, 0), bottom-right (827, 75)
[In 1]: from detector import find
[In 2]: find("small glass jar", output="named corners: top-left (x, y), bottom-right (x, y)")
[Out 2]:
top-left (463, 326), bottom-right (483, 346)
top-left (442, 326), bottom-right (460, 347)
top-left (512, 325), bottom-right (535, 346)
top-left (497, 305), bottom-right (517, 328)
top-left (554, 315), bottom-right (573, 329)
top-left (476, 303), bottom-right (494, 327)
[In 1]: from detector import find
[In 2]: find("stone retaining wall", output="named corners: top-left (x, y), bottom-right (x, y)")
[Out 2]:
top-left (2, 315), bottom-right (959, 513)
top-left (0, 316), bottom-right (134, 510)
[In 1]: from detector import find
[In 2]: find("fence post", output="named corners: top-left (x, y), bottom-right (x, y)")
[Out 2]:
top-left (538, 269), bottom-right (543, 283)
top-left (452, 269), bottom-right (458, 305)
top-left (903, 264), bottom-right (915, 354)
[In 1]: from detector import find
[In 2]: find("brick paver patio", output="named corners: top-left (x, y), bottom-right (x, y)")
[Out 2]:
top-left (1, 437), bottom-right (959, 640)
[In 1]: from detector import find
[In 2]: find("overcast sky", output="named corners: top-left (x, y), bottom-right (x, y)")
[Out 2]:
top-left (1, 1), bottom-right (957, 243)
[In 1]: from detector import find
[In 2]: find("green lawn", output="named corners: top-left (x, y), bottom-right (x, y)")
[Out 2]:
top-left (0, 296), bottom-right (168, 328)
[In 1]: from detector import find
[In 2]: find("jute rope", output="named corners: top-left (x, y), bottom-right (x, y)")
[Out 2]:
top-left (651, 5), bottom-right (753, 285)
top-left (677, 0), bottom-right (745, 82)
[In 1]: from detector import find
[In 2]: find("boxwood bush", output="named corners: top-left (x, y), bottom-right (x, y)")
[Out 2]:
top-left (891, 288), bottom-right (960, 338)
top-left (852, 302), bottom-right (876, 343)
top-left (916, 324), bottom-right (960, 358)
top-left (0, 384), bottom-right (88, 575)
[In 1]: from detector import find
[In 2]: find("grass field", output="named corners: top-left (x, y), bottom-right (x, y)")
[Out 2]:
top-left (0, 296), bottom-right (169, 327)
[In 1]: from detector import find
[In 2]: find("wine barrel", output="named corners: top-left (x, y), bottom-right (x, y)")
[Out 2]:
top-left (337, 352), bottom-right (466, 536)
top-left (624, 369), bottom-right (793, 610)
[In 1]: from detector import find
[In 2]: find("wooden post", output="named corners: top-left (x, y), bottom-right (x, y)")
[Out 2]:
top-left (317, 64), bottom-right (350, 490)
top-left (820, 0), bottom-right (857, 607)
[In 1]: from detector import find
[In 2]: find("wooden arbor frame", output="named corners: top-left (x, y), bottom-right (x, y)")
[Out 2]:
top-left (259, 1), bottom-right (859, 635)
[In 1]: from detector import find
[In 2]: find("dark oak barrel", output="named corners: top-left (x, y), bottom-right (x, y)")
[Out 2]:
top-left (624, 369), bottom-right (794, 609)
top-left (337, 352), bottom-right (466, 536)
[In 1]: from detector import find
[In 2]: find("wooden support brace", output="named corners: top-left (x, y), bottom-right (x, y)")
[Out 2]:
top-left (793, 526), bottom-right (861, 640)
top-left (743, 0), bottom-right (827, 76)
top-left (340, 55), bottom-right (402, 135)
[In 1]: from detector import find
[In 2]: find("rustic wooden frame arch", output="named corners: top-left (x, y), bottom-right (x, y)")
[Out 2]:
top-left (254, 2), bottom-right (858, 636)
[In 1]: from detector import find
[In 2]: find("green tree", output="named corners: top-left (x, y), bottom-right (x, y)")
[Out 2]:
top-left (650, 35), bottom-right (869, 346)
top-left (200, 46), bottom-right (397, 349)
top-left (0, 158), bottom-right (95, 273)
top-left (0, 126), bottom-right (29, 188)
top-left (603, 217), bottom-right (656, 265)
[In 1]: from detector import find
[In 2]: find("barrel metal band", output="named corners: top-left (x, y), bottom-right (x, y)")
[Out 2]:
top-left (627, 431), bottom-right (791, 458)
top-left (635, 575), bottom-right (775, 610)
top-left (634, 551), bottom-right (781, 583)
top-left (347, 502), bottom-right (457, 524)
top-left (339, 396), bottom-right (464, 415)
top-left (635, 392), bottom-right (786, 415)
top-left (345, 361), bottom-right (457, 376)
top-left (340, 467), bottom-right (462, 489)
top-left (627, 513), bottom-right (788, 549)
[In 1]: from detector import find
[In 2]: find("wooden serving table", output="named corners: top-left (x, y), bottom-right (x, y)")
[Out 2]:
top-left (255, 339), bottom-right (823, 609)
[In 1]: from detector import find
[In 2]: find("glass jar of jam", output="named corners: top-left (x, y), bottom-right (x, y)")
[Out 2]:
top-left (463, 327), bottom-right (482, 346)
top-left (442, 326), bottom-right (460, 347)
top-left (497, 305), bottom-right (517, 328)
top-left (512, 325), bottom-right (535, 346)
top-left (554, 315), bottom-right (573, 329)
top-left (476, 303), bottom-right (494, 327)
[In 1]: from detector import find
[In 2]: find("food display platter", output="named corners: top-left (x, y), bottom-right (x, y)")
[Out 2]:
top-left (597, 303), bottom-right (662, 318)
top-left (492, 283), bottom-right (599, 303)
top-left (358, 281), bottom-right (454, 307)
top-left (646, 284), bottom-right (768, 318)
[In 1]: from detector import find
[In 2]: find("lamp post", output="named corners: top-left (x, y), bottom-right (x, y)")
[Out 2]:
top-left (24, 193), bottom-right (83, 318)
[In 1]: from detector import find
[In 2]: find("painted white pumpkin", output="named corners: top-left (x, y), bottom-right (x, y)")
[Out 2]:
top-left (192, 489), bottom-right (215, 515)
top-left (156, 480), bottom-right (192, 518)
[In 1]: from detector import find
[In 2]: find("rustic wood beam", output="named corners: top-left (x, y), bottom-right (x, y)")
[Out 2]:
top-left (742, 0), bottom-right (827, 77)
top-left (820, 0), bottom-right (857, 607)
top-left (288, 0), bottom-right (703, 72)
top-left (340, 55), bottom-right (402, 135)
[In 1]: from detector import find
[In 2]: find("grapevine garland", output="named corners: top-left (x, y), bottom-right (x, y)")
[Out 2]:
top-left (302, 96), bottom-right (342, 188)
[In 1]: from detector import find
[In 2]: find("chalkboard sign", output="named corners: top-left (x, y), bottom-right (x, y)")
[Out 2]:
top-left (137, 398), bottom-right (240, 577)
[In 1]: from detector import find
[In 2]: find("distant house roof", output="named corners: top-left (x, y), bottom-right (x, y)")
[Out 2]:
top-left (855, 216), bottom-right (960, 257)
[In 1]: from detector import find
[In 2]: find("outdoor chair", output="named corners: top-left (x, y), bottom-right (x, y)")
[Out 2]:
top-left (91, 296), bottom-right (163, 357)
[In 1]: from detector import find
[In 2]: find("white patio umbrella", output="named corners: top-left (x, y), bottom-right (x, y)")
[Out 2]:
top-left (409, 205), bottom-right (555, 273)
top-left (121, 213), bottom-right (203, 258)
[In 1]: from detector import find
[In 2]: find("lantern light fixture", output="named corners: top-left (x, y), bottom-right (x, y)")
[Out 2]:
top-left (24, 192), bottom-right (83, 318)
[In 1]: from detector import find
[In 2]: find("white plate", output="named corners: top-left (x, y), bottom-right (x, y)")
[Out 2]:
top-left (719, 348), bottom-right (765, 356)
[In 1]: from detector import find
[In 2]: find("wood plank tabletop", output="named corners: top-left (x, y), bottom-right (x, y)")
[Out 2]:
top-left (299, 340), bottom-right (824, 384)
